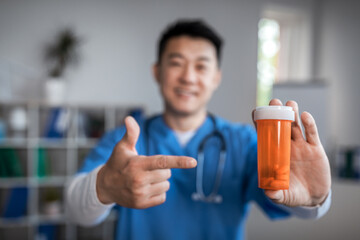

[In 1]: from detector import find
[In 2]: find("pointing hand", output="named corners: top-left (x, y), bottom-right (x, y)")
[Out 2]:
top-left (96, 116), bottom-right (197, 209)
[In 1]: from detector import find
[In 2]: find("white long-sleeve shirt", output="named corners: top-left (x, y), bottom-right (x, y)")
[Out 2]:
top-left (66, 165), bottom-right (114, 226)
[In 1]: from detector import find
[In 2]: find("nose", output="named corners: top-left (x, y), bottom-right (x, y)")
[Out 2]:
top-left (180, 65), bottom-right (197, 84)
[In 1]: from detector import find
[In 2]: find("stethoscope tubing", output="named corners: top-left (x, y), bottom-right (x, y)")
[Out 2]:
top-left (145, 113), bottom-right (227, 204)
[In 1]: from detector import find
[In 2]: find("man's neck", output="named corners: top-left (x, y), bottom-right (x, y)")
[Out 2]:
top-left (163, 109), bottom-right (207, 132)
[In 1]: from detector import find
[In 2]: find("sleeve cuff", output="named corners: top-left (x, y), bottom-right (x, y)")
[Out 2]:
top-left (88, 165), bottom-right (116, 210)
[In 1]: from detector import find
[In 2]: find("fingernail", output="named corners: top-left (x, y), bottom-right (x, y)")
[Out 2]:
top-left (187, 159), bottom-right (197, 167)
top-left (127, 116), bottom-right (135, 125)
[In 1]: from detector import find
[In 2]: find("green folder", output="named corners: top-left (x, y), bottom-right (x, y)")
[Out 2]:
top-left (0, 148), bottom-right (28, 218)
top-left (0, 148), bottom-right (23, 178)
top-left (37, 148), bottom-right (50, 178)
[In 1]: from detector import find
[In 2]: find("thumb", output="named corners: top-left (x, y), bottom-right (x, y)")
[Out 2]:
top-left (264, 190), bottom-right (284, 204)
top-left (251, 109), bottom-right (257, 130)
top-left (121, 116), bottom-right (140, 152)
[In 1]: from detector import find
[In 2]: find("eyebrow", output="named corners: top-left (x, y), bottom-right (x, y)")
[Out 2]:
top-left (167, 53), bottom-right (211, 62)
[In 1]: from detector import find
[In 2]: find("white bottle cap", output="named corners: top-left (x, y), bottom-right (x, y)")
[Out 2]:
top-left (254, 106), bottom-right (295, 121)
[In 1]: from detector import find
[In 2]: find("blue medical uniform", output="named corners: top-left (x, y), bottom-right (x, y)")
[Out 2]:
top-left (79, 115), bottom-right (291, 240)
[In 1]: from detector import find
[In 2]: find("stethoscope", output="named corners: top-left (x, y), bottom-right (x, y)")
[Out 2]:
top-left (145, 114), bottom-right (227, 204)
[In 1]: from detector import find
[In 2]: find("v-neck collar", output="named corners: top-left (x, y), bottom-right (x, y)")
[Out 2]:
top-left (147, 115), bottom-right (215, 157)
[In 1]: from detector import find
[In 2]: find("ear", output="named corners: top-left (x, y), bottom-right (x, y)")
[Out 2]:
top-left (213, 69), bottom-right (222, 90)
top-left (152, 63), bottom-right (161, 84)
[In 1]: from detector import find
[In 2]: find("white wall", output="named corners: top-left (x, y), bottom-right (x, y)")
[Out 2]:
top-left (0, 0), bottom-right (261, 123)
top-left (315, 0), bottom-right (360, 147)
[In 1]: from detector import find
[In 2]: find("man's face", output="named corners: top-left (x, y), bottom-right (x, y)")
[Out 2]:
top-left (153, 36), bottom-right (221, 117)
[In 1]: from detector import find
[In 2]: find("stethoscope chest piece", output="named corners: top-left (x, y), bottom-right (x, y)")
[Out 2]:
top-left (191, 192), bottom-right (223, 204)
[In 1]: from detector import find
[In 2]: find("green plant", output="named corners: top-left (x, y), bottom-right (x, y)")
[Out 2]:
top-left (44, 28), bottom-right (81, 78)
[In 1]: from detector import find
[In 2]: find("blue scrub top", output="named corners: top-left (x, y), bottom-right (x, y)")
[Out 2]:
top-left (79, 115), bottom-right (290, 240)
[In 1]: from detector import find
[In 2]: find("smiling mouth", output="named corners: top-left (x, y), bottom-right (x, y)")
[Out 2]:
top-left (175, 88), bottom-right (197, 98)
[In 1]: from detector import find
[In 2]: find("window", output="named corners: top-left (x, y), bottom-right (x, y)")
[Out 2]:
top-left (257, 6), bottom-right (313, 106)
top-left (257, 18), bottom-right (280, 107)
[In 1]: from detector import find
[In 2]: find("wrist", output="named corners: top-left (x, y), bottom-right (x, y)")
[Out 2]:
top-left (96, 165), bottom-right (114, 204)
top-left (309, 190), bottom-right (330, 207)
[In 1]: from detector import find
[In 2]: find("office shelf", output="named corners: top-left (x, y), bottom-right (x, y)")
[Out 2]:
top-left (0, 101), bottom-right (143, 240)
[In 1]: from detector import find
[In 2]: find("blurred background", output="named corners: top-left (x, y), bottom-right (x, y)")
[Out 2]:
top-left (0, 0), bottom-right (359, 239)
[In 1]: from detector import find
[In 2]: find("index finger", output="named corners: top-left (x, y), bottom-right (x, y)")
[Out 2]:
top-left (285, 100), bottom-right (304, 141)
top-left (141, 155), bottom-right (197, 170)
top-left (252, 99), bottom-right (283, 130)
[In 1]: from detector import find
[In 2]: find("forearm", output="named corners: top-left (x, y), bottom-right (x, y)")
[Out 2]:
top-left (66, 165), bottom-right (115, 226)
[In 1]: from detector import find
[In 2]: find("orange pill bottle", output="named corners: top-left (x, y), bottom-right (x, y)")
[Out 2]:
top-left (254, 106), bottom-right (294, 190)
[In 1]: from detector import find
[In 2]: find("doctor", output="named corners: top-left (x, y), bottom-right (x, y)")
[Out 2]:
top-left (66, 19), bottom-right (331, 239)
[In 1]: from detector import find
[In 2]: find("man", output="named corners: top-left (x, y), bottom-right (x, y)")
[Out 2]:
top-left (66, 20), bottom-right (331, 239)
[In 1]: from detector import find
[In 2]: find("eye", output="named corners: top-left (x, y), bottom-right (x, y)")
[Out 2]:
top-left (196, 64), bottom-right (207, 71)
top-left (169, 61), bottom-right (182, 67)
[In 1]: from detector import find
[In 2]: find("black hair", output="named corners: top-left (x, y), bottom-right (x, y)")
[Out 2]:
top-left (157, 19), bottom-right (223, 65)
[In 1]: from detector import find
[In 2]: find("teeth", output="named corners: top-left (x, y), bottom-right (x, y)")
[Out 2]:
top-left (176, 89), bottom-right (193, 95)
